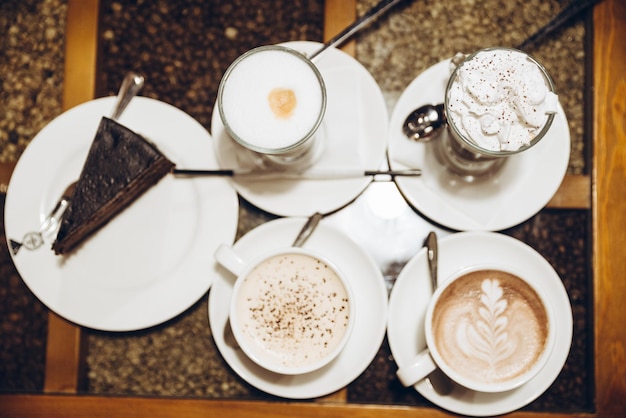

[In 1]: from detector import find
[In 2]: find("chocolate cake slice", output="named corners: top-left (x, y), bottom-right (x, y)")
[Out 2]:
top-left (52, 117), bottom-right (174, 255)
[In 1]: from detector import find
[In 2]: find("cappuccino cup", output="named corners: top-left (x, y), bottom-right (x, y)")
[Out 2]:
top-left (215, 244), bottom-right (354, 375)
top-left (396, 265), bottom-right (555, 392)
top-left (217, 45), bottom-right (327, 169)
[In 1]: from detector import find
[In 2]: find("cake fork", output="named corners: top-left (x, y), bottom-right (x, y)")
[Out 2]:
top-left (10, 182), bottom-right (76, 255)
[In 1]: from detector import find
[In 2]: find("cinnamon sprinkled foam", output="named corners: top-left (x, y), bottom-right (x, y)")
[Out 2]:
top-left (235, 253), bottom-right (350, 370)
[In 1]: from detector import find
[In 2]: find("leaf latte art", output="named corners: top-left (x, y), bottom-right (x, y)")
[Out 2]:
top-left (456, 279), bottom-right (516, 366)
top-left (432, 270), bottom-right (549, 385)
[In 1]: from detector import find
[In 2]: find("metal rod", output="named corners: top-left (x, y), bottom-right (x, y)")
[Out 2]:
top-left (516, 0), bottom-right (603, 50)
top-left (308, 0), bottom-right (406, 60)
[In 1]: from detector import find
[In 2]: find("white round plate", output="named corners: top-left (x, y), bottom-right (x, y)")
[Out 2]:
top-left (208, 217), bottom-right (388, 399)
top-left (212, 41), bottom-right (389, 217)
top-left (388, 59), bottom-right (571, 231)
top-left (388, 231), bottom-right (572, 416)
top-left (5, 97), bottom-right (239, 331)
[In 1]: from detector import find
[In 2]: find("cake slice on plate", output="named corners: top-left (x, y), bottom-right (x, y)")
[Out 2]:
top-left (52, 117), bottom-right (174, 255)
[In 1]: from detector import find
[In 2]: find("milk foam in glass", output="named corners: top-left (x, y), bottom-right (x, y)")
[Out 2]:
top-left (218, 45), bottom-right (327, 168)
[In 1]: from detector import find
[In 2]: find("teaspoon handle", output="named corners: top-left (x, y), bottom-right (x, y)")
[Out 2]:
top-left (110, 72), bottom-right (145, 121)
top-left (426, 231), bottom-right (438, 291)
top-left (309, 0), bottom-right (404, 61)
top-left (293, 212), bottom-right (323, 247)
top-left (516, 0), bottom-right (602, 50)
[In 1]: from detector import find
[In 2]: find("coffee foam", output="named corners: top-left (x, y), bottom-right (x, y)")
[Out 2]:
top-left (431, 269), bottom-right (549, 385)
top-left (220, 48), bottom-right (324, 151)
top-left (235, 253), bottom-right (350, 370)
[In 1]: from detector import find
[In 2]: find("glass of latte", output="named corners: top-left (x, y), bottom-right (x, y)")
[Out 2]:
top-left (217, 45), bottom-right (327, 170)
top-left (397, 265), bottom-right (556, 393)
top-left (215, 244), bottom-right (355, 375)
top-left (437, 47), bottom-right (559, 180)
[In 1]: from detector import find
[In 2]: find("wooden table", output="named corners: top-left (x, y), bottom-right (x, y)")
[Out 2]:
top-left (1, 0), bottom-right (624, 416)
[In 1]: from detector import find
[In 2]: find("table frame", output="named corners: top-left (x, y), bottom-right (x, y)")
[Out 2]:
top-left (1, 0), bottom-right (624, 416)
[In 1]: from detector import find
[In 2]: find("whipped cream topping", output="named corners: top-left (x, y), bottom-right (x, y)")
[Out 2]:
top-left (447, 49), bottom-right (559, 152)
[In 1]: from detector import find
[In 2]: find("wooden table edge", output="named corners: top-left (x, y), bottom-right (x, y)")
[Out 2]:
top-left (1, 0), bottom-right (624, 416)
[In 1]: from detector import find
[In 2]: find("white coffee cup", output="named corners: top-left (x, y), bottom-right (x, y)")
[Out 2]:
top-left (215, 244), bottom-right (355, 375)
top-left (396, 264), bottom-right (555, 393)
top-left (217, 45), bottom-right (327, 169)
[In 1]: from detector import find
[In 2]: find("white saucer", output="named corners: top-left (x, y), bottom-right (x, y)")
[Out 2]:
top-left (5, 97), bottom-right (239, 331)
top-left (212, 41), bottom-right (389, 217)
top-left (208, 217), bottom-right (388, 399)
top-left (388, 58), bottom-right (571, 231)
top-left (388, 231), bottom-right (572, 416)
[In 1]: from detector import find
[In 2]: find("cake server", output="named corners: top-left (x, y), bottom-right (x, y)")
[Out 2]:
top-left (10, 72), bottom-right (144, 255)
top-left (308, 0), bottom-right (406, 61)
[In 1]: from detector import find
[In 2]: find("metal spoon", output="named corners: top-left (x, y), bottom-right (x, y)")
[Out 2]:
top-left (292, 212), bottom-right (323, 247)
top-left (402, 103), bottom-right (446, 143)
top-left (309, 0), bottom-right (405, 61)
top-left (423, 231), bottom-right (454, 395)
top-left (425, 231), bottom-right (438, 291)
top-left (110, 72), bottom-right (144, 120)
top-left (402, 0), bottom-right (599, 143)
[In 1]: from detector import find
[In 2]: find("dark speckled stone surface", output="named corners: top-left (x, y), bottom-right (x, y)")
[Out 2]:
top-left (0, 0), bottom-right (594, 414)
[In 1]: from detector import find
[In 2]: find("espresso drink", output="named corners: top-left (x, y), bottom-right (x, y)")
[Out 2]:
top-left (235, 253), bottom-right (350, 370)
top-left (219, 46), bottom-right (326, 153)
top-left (431, 269), bottom-right (549, 385)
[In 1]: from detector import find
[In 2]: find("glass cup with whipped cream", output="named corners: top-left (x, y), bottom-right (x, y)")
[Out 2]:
top-left (438, 47), bottom-right (559, 180)
top-left (218, 45), bottom-right (327, 170)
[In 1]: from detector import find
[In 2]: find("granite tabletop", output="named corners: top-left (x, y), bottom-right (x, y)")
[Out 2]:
top-left (0, 0), bottom-right (593, 414)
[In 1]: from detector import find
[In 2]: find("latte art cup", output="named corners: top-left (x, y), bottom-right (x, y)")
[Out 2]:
top-left (217, 45), bottom-right (327, 169)
top-left (214, 244), bottom-right (355, 375)
top-left (396, 265), bottom-right (556, 393)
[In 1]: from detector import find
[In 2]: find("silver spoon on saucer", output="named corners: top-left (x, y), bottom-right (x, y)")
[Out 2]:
top-left (423, 231), bottom-right (454, 395)
top-left (292, 212), bottom-right (323, 247)
top-left (308, 0), bottom-right (405, 61)
top-left (401, 0), bottom-right (600, 143)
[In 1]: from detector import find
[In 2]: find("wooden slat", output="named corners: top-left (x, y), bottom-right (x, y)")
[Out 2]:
top-left (1, 0), bottom-right (624, 416)
top-left (0, 394), bottom-right (590, 418)
top-left (323, 0), bottom-right (357, 57)
top-left (0, 161), bottom-right (16, 193)
top-left (546, 174), bottom-right (590, 209)
top-left (592, 0), bottom-right (626, 416)
top-left (43, 0), bottom-right (100, 394)
top-left (61, 0), bottom-right (100, 112)
top-left (315, 0), bottom-right (357, 404)
top-left (43, 314), bottom-right (87, 393)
